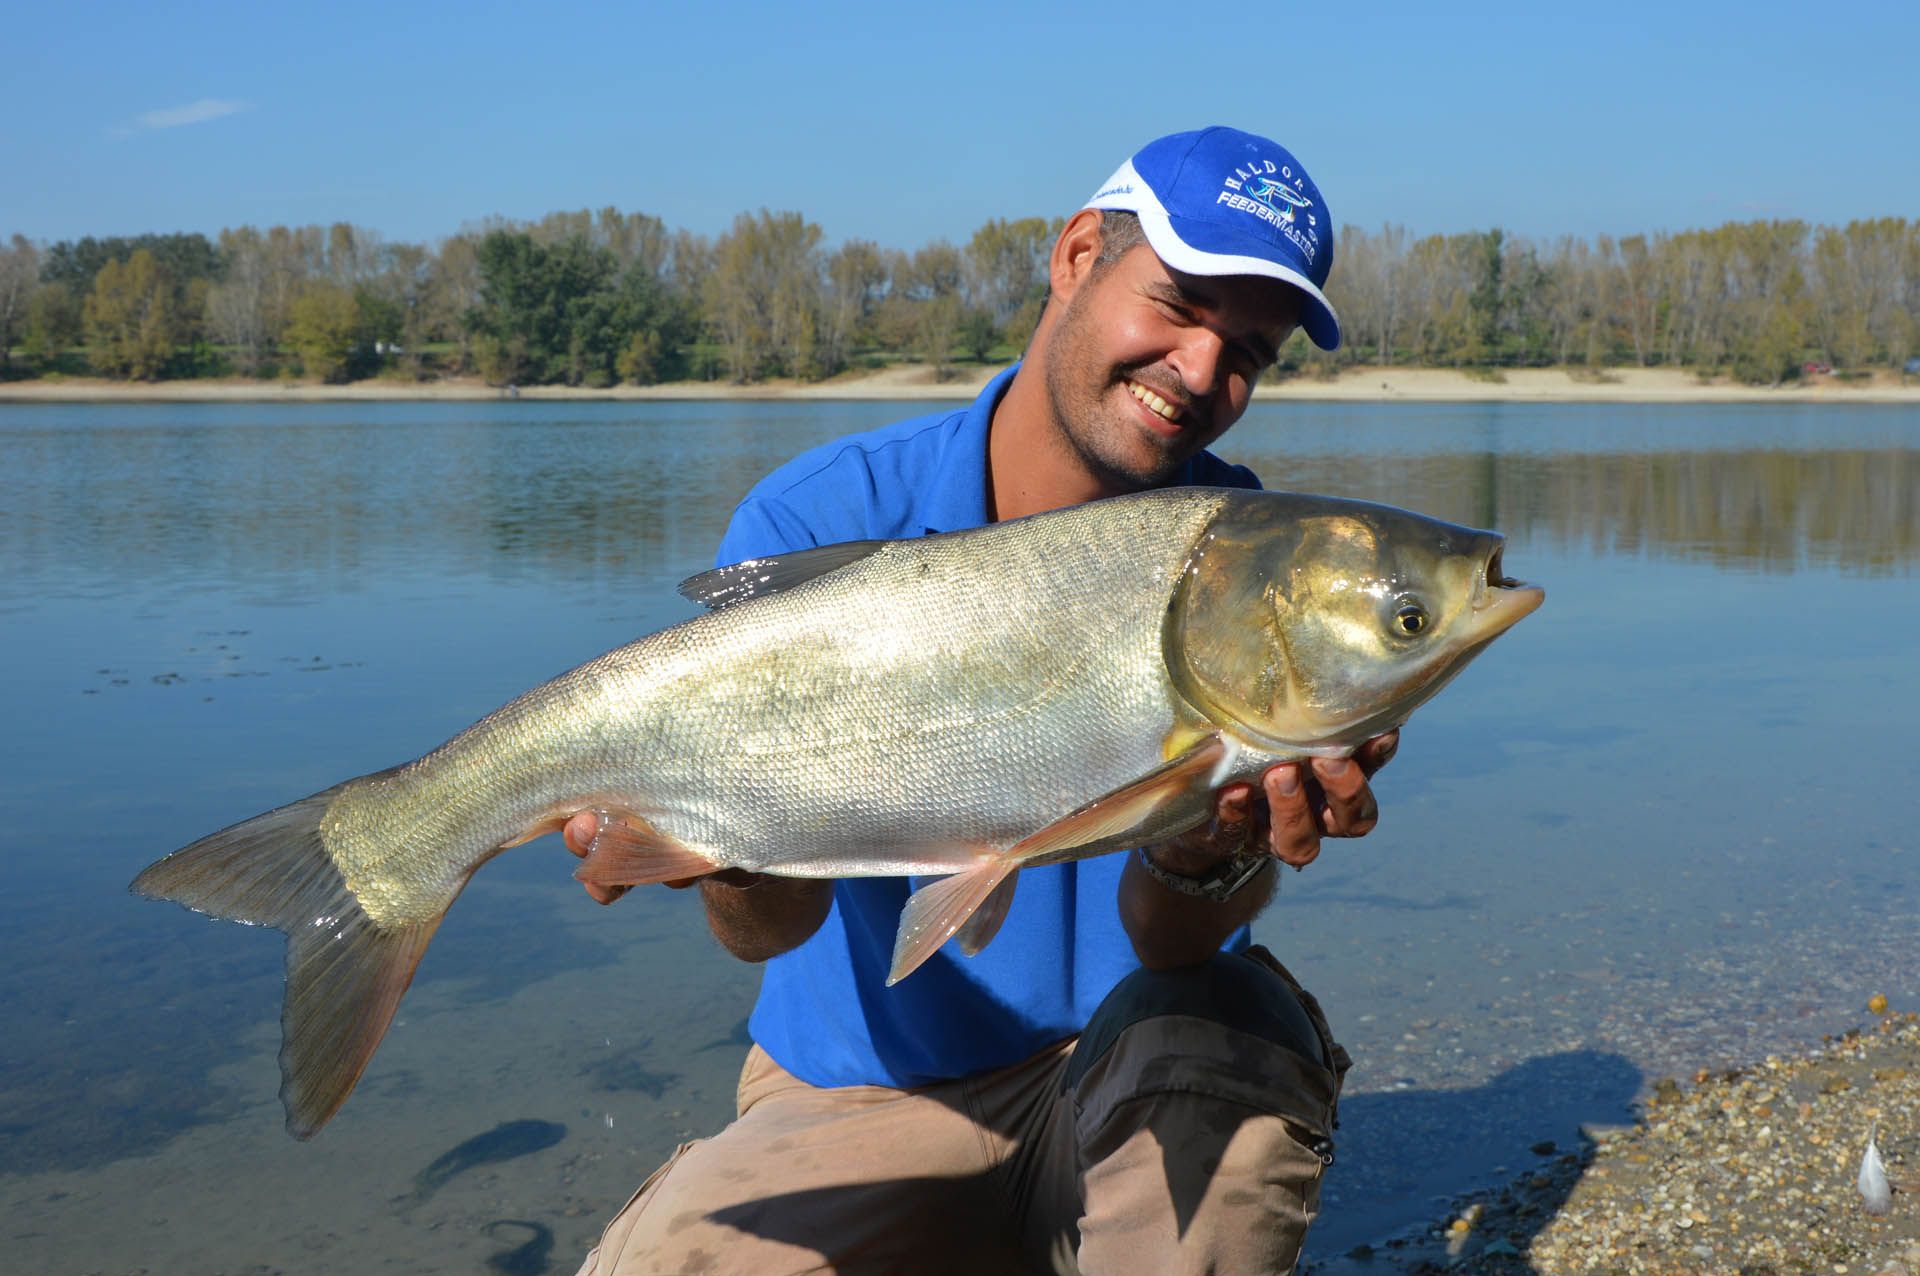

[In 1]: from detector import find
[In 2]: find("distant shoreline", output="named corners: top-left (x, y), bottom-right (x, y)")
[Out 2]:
top-left (3, 363), bottom-right (1918, 405)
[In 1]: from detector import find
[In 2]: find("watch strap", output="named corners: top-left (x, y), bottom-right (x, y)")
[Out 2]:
top-left (1137, 846), bottom-right (1275, 902)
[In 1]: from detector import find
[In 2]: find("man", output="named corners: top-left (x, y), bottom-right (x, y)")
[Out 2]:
top-left (569, 126), bottom-right (1396, 1275)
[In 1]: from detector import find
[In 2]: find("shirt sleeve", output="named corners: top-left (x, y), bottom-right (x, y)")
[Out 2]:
top-left (1202, 454), bottom-right (1263, 492)
top-left (715, 496), bottom-right (824, 568)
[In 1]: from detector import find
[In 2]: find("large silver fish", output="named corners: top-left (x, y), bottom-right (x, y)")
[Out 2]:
top-left (133, 488), bottom-right (1543, 1137)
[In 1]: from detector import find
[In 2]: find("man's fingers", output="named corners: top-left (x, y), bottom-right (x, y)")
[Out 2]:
top-left (1311, 756), bottom-right (1379, 837)
top-left (563, 810), bottom-right (599, 857)
top-left (1355, 728), bottom-right (1400, 778)
top-left (565, 811), bottom-right (632, 903)
top-left (1209, 783), bottom-right (1256, 851)
top-left (1263, 764), bottom-right (1322, 867)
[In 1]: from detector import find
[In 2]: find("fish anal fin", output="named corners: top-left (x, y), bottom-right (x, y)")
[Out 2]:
top-left (954, 869), bottom-right (1019, 957)
top-left (575, 810), bottom-right (719, 886)
top-left (1006, 734), bottom-right (1227, 863)
top-left (678, 540), bottom-right (889, 609)
top-left (887, 861), bottom-right (1015, 986)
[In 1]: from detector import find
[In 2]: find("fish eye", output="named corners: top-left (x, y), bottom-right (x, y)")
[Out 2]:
top-left (1394, 603), bottom-right (1429, 636)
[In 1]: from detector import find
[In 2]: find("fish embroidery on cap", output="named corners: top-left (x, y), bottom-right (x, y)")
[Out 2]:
top-left (1216, 158), bottom-right (1321, 263)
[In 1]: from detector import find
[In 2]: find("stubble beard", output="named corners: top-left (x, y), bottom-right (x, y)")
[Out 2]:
top-left (1040, 289), bottom-right (1188, 495)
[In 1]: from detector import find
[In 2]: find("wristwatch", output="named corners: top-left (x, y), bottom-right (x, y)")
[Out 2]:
top-left (1136, 846), bottom-right (1274, 902)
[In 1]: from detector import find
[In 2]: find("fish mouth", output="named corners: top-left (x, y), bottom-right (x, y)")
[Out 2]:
top-left (1472, 543), bottom-right (1545, 627)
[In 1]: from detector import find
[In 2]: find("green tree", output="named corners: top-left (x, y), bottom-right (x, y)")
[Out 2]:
top-left (0, 235), bottom-right (38, 373)
top-left (23, 283), bottom-right (83, 366)
top-left (44, 233), bottom-right (219, 297)
top-left (285, 282), bottom-right (364, 382)
top-left (465, 230), bottom-right (669, 385)
top-left (83, 250), bottom-right (178, 379)
top-left (616, 329), bottom-right (662, 384)
top-left (958, 306), bottom-right (998, 362)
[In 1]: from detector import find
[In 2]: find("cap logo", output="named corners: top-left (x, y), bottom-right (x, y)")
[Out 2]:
top-left (1216, 160), bottom-right (1321, 265)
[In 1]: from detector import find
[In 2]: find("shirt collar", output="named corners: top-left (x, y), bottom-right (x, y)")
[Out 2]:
top-left (915, 363), bottom-right (1019, 535)
top-left (916, 361), bottom-right (1215, 534)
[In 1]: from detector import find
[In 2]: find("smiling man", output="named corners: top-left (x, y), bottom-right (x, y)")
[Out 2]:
top-left (571, 127), bottom-right (1394, 1276)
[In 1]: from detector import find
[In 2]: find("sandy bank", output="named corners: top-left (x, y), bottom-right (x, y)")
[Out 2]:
top-left (3, 364), bottom-right (1917, 404)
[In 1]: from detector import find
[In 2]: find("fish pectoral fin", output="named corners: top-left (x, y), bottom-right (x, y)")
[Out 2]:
top-left (574, 810), bottom-right (721, 886)
top-left (677, 540), bottom-right (890, 609)
top-left (954, 869), bottom-right (1019, 957)
top-left (887, 860), bottom-right (1016, 986)
top-left (1004, 734), bottom-right (1228, 863)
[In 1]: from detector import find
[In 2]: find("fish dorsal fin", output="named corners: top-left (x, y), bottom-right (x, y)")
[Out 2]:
top-left (678, 540), bottom-right (889, 609)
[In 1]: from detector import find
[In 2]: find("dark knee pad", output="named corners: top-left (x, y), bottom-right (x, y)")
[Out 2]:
top-left (1065, 947), bottom-right (1328, 1093)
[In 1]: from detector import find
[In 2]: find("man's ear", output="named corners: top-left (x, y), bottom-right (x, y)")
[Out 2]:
top-left (1048, 209), bottom-right (1106, 303)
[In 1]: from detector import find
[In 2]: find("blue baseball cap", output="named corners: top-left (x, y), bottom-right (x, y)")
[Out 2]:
top-left (1084, 126), bottom-right (1341, 351)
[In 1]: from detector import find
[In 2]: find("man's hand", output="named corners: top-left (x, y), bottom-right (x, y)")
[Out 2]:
top-left (562, 811), bottom-right (832, 961)
top-left (562, 811), bottom-right (762, 902)
top-left (1155, 728), bottom-right (1398, 875)
top-left (1121, 729), bottom-right (1399, 969)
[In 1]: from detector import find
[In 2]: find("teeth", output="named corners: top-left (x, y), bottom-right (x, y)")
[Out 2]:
top-left (1127, 381), bottom-right (1179, 421)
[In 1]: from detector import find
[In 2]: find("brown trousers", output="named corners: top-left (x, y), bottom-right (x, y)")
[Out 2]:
top-left (577, 947), bottom-right (1349, 1276)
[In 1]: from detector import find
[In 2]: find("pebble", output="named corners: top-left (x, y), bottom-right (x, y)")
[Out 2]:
top-left (1323, 1015), bottom-right (1920, 1274)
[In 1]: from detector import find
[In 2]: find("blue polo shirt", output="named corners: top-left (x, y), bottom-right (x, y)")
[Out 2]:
top-left (719, 364), bottom-right (1261, 1089)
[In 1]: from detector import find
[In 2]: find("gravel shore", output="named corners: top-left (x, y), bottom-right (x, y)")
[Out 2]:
top-left (1317, 1013), bottom-right (1920, 1275)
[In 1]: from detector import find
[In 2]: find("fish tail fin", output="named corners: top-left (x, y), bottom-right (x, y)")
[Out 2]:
top-left (131, 777), bottom-right (443, 1139)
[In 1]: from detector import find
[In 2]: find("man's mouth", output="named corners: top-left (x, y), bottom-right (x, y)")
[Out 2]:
top-left (1125, 379), bottom-right (1183, 424)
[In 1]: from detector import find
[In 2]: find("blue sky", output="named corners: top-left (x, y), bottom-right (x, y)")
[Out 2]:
top-left (5, 0), bottom-right (1916, 250)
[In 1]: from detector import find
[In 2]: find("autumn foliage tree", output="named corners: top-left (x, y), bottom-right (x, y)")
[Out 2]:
top-left (83, 250), bottom-right (178, 379)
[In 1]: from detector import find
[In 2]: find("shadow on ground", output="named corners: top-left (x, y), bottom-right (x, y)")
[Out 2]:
top-left (1305, 1048), bottom-right (1642, 1273)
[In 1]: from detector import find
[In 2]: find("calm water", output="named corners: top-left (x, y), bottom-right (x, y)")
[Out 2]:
top-left (1, 398), bottom-right (1914, 1271)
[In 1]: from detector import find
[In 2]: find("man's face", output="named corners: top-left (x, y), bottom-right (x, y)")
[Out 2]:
top-left (1040, 242), bottom-right (1303, 493)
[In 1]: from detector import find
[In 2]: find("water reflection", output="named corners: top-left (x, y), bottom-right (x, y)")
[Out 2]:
top-left (1261, 449), bottom-right (1918, 576)
top-left (4, 404), bottom-right (1915, 592)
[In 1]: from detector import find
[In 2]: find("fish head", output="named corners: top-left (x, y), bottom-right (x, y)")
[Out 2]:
top-left (1165, 492), bottom-right (1544, 751)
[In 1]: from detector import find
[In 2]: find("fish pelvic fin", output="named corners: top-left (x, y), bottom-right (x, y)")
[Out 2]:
top-left (130, 777), bottom-right (442, 1140)
top-left (573, 810), bottom-right (720, 886)
top-left (887, 861), bottom-right (1016, 986)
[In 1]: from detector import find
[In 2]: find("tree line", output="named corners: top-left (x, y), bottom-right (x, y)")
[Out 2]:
top-left (1, 211), bottom-right (1915, 386)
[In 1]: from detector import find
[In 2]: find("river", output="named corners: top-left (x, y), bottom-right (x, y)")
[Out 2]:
top-left (0, 397), bottom-right (1913, 1270)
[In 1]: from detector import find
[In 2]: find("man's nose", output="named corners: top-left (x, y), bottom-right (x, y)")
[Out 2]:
top-left (1166, 328), bottom-right (1226, 397)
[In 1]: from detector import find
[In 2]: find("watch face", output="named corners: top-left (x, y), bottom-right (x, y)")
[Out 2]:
top-left (1210, 852), bottom-right (1272, 900)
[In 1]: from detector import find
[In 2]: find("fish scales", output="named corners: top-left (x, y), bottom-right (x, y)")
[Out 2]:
top-left (619, 492), bottom-right (1221, 876)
